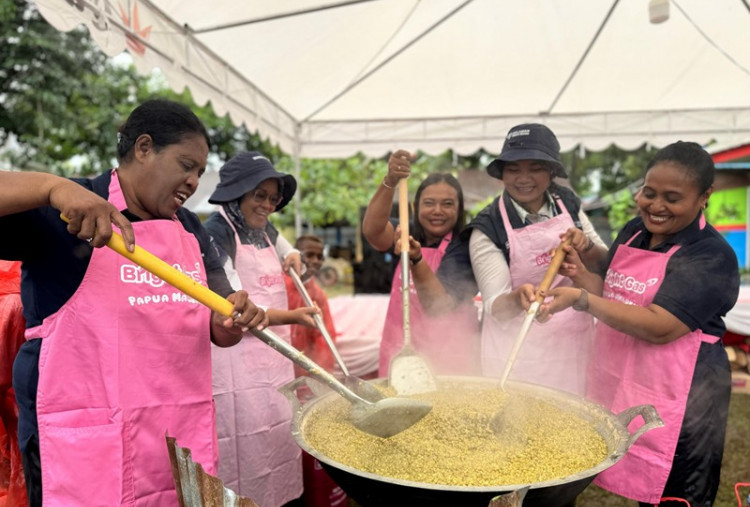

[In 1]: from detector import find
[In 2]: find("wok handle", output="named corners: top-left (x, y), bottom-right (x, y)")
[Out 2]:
top-left (398, 178), bottom-right (412, 347)
top-left (615, 404), bottom-right (665, 450)
top-left (61, 216), bottom-right (372, 408)
top-left (279, 377), bottom-right (307, 413)
top-left (278, 376), bottom-right (330, 412)
top-left (289, 269), bottom-right (350, 376)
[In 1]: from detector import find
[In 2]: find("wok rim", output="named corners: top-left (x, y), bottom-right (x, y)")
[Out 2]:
top-left (288, 376), bottom-right (639, 493)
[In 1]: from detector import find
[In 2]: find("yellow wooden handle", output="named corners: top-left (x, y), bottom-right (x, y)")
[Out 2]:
top-left (61, 215), bottom-right (234, 316)
top-left (534, 238), bottom-right (572, 305)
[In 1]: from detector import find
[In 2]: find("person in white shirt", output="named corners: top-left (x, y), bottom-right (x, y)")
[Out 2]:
top-left (418, 123), bottom-right (607, 394)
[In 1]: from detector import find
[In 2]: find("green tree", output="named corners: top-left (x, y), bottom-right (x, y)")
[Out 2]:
top-left (0, 0), bottom-right (145, 175)
top-left (1, 0), bottom-right (657, 233)
top-left (562, 144), bottom-right (656, 197)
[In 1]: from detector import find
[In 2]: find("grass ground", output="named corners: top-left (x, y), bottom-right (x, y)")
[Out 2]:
top-left (578, 391), bottom-right (750, 507)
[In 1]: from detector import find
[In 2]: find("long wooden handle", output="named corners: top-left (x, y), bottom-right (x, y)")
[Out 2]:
top-left (398, 178), bottom-right (411, 347)
top-left (112, 231), bottom-right (235, 315)
top-left (533, 238), bottom-right (572, 305)
top-left (60, 216), bottom-right (369, 405)
top-left (398, 179), bottom-right (410, 252)
top-left (61, 215), bottom-right (233, 315)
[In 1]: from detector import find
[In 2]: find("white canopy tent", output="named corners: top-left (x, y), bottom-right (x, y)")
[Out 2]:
top-left (33, 0), bottom-right (750, 155)
top-left (32, 0), bottom-right (750, 223)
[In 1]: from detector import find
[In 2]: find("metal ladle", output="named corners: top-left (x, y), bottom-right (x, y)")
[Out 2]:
top-left (388, 178), bottom-right (438, 395)
top-left (75, 222), bottom-right (432, 438)
top-left (288, 268), bottom-right (384, 402)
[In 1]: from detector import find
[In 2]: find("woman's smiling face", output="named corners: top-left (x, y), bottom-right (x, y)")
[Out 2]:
top-left (240, 178), bottom-right (280, 229)
top-left (636, 161), bottom-right (710, 246)
top-left (417, 182), bottom-right (459, 244)
top-left (501, 159), bottom-right (552, 213)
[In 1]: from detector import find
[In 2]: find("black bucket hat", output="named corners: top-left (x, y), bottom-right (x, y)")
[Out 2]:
top-left (487, 123), bottom-right (567, 179)
top-left (209, 151), bottom-right (297, 211)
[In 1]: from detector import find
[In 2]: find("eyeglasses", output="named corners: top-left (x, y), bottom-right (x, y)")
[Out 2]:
top-left (248, 188), bottom-right (283, 207)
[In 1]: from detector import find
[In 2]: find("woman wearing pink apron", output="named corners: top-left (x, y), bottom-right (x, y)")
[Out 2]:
top-left (477, 195), bottom-right (595, 393)
top-left (3, 100), bottom-right (265, 506)
top-left (430, 124), bottom-right (605, 395)
top-left (542, 141), bottom-right (739, 506)
top-left (205, 151), bottom-right (317, 507)
top-left (363, 158), bottom-right (480, 377)
top-left (381, 230), bottom-right (480, 376)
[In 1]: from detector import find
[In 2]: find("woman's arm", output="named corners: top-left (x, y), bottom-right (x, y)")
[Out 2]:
top-left (568, 212), bottom-right (609, 273)
top-left (266, 306), bottom-right (319, 327)
top-left (275, 232), bottom-right (301, 274)
top-left (396, 233), bottom-right (459, 316)
top-left (0, 170), bottom-right (134, 250)
top-left (209, 291), bottom-right (270, 347)
top-left (540, 286), bottom-right (690, 344)
top-left (557, 244), bottom-right (604, 295)
top-left (362, 150), bottom-right (412, 251)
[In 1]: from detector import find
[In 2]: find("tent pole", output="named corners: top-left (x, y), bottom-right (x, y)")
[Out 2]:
top-left (293, 125), bottom-right (302, 239)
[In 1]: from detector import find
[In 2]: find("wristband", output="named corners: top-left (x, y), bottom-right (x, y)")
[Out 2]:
top-left (583, 238), bottom-right (595, 252)
top-left (382, 178), bottom-right (395, 189)
top-left (410, 254), bottom-right (423, 266)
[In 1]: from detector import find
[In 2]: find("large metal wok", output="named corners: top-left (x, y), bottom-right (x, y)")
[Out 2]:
top-left (280, 376), bottom-right (663, 507)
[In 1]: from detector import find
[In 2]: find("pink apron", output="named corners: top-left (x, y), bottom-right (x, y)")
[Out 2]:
top-left (25, 170), bottom-right (215, 506)
top-left (589, 225), bottom-right (718, 504)
top-left (379, 232), bottom-right (480, 377)
top-left (211, 211), bottom-right (302, 507)
top-left (481, 197), bottom-right (595, 395)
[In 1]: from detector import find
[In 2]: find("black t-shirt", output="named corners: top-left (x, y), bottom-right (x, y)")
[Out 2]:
top-left (0, 170), bottom-right (233, 328)
top-left (604, 213), bottom-right (739, 338)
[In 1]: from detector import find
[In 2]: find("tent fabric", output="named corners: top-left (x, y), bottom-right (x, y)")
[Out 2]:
top-left (33, 0), bottom-right (750, 158)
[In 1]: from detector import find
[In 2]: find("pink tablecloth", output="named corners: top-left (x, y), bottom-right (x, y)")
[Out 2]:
top-left (328, 294), bottom-right (388, 378)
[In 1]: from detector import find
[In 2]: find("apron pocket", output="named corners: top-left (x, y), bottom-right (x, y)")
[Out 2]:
top-left (41, 409), bottom-right (124, 506)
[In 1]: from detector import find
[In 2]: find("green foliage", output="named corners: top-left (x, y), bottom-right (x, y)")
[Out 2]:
top-left (0, 0), bottom-right (141, 175)
top-left (272, 152), bottom-right (436, 229)
top-left (561, 144), bottom-right (657, 197)
top-left (560, 144), bottom-right (655, 240)
top-left (0, 0), bottom-right (662, 234)
top-left (606, 189), bottom-right (638, 240)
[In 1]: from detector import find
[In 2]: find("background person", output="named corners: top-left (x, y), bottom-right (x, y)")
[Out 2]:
top-left (540, 141), bottom-right (739, 506)
top-left (362, 152), bottom-right (480, 377)
top-left (0, 260), bottom-right (27, 506)
top-left (426, 123), bottom-right (608, 395)
top-left (284, 235), bottom-right (337, 378)
top-left (0, 99), bottom-right (266, 506)
top-left (284, 235), bottom-right (348, 507)
top-left (204, 151), bottom-right (317, 507)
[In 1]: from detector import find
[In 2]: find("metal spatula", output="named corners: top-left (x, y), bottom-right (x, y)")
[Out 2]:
top-left (491, 239), bottom-right (570, 436)
top-left (288, 268), bottom-right (383, 401)
top-left (387, 179), bottom-right (437, 395)
top-left (497, 238), bottom-right (571, 390)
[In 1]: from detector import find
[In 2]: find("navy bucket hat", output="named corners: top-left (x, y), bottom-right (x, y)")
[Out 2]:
top-left (209, 151), bottom-right (297, 211)
top-left (487, 123), bottom-right (567, 179)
